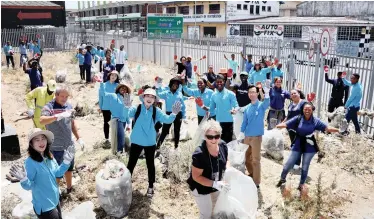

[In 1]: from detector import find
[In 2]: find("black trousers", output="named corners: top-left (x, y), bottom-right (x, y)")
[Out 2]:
top-left (6, 56), bottom-right (15, 68)
top-left (155, 121), bottom-right (162, 133)
top-left (34, 203), bottom-right (61, 219)
top-left (127, 144), bottom-right (156, 188)
top-left (327, 98), bottom-right (344, 122)
top-left (219, 122), bottom-right (234, 143)
top-left (102, 110), bottom-right (111, 139)
top-left (99, 60), bottom-right (103, 72)
top-left (79, 65), bottom-right (85, 80)
top-left (116, 64), bottom-right (124, 72)
top-left (84, 64), bottom-right (91, 83)
top-left (157, 112), bottom-right (182, 148)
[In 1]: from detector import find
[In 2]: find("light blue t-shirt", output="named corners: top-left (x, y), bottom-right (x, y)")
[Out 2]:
top-left (227, 59), bottom-right (239, 74)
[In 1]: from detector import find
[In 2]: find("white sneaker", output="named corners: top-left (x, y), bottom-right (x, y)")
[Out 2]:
top-left (147, 187), bottom-right (154, 197)
top-left (293, 165), bottom-right (300, 170)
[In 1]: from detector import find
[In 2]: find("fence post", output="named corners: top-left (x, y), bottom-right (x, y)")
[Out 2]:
top-left (63, 28), bottom-right (66, 51)
top-left (174, 40), bottom-right (177, 60)
top-left (288, 40), bottom-right (295, 90)
top-left (141, 35), bottom-right (144, 62)
top-left (276, 39), bottom-right (281, 60)
top-left (153, 39), bottom-right (156, 64)
top-left (207, 40), bottom-right (211, 67)
top-left (159, 37), bottom-right (162, 66)
top-left (241, 37), bottom-right (247, 72)
top-left (313, 43), bottom-right (322, 117)
top-left (181, 38), bottom-right (184, 58)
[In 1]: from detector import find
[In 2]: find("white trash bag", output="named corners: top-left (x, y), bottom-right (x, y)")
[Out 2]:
top-left (120, 65), bottom-right (134, 88)
top-left (227, 140), bottom-right (249, 173)
top-left (95, 159), bottom-right (132, 218)
top-left (233, 112), bottom-right (244, 139)
top-left (55, 69), bottom-right (67, 83)
top-left (213, 167), bottom-right (258, 219)
top-left (109, 118), bottom-right (119, 155)
top-left (12, 191), bottom-right (37, 219)
top-left (171, 120), bottom-right (192, 141)
top-left (262, 129), bottom-right (284, 160)
top-left (63, 201), bottom-right (96, 219)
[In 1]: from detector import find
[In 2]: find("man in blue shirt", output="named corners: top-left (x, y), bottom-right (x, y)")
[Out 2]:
top-left (206, 74), bottom-right (239, 143)
top-left (23, 59), bottom-right (42, 90)
top-left (19, 41), bottom-right (28, 67)
top-left (84, 45), bottom-right (93, 83)
top-left (240, 80), bottom-right (270, 188)
top-left (3, 41), bottom-right (15, 69)
top-left (342, 73), bottom-right (362, 134)
top-left (224, 53), bottom-right (239, 80)
top-left (240, 52), bottom-right (253, 74)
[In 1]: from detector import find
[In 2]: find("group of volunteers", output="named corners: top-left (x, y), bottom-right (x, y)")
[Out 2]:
top-left (3, 40), bottom-right (42, 69)
top-left (6, 38), bottom-right (364, 219)
top-left (75, 42), bottom-right (128, 83)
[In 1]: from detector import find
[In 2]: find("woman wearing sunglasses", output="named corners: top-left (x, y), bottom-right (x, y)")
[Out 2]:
top-left (187, 119), bottom-right (230, 219)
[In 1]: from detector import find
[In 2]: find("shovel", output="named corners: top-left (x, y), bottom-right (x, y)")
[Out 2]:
top-left (14, 112), bottom-right (32, 122)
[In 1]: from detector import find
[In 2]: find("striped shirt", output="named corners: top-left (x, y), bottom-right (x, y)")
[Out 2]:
top-left (41, 99), bottom-right (74, 151)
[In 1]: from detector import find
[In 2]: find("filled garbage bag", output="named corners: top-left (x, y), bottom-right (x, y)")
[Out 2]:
top-left (95, 159), bottom-right (132, 218)
top-left (213, 167), bottom-right (258, 219)
top-left (226, 140), bottom-right (249, 173)
top-left (55, 69), bottom-right (67, 83)
top-left (63, 201), bottom-right (96, 219)
top-left (120, 65), bottom-right (135, 88)
top-left (262, 129), bottom-right (284, 160)
top-left (233, 112), bottom-right (244, 139)
top-left (12, 191), bottom-right (37, 219)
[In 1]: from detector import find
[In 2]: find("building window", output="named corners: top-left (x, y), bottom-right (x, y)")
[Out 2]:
top-left (250, 5), bottom-right (254, 14)
top-left (237, 4), bottom-right (241, 10)
top-left (284, 25), bottom-right (302, 38)
top-left (370, 28), bottom-right (374, 41)
top-left (166, 7), bottom-right (176, 14)
top-left (194, 5), bottom-right (204, 14)
top-left (243, 5), bottom-right (248, 10)
top-left (178, 6), bottom-right (190, 15)
top-left (240, 24), bottom-right (254, 36)
top-left (262, 6), bottom-right (266, 12)
top-left (338, 26), bottom-right (361, 41)
top-left (209, 4), bottom-right (220, 14)
top-left (255, 5), bottom-right (260, 14)
top-left (267, 6), bottom-right (271, 12)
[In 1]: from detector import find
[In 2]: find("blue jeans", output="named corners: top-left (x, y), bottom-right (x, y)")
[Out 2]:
top-left (345, 106), bottom-right (360, 133)
top-left (281, 150), bottom-right (316, 185)
top-left (117, 121), bottom-right (126, 152)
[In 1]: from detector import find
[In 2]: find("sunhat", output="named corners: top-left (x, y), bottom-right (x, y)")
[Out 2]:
top-left (140, 88), bottom-right (160, 102)
top-left (115, 81), bottom-right (132, 94)
top-left (219, 68), bottom-right (228, 74)
top-left (28, 128), bottom-right (54, 144)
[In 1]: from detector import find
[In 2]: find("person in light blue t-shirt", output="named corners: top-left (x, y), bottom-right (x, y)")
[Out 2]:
top-left (10, 128), bottom-right (74, 219)
top-left (342, 73), bottom-right (363, 134)
top-left (76, 48), bottom-right (85, 80)
top-left (224, 53), bottom-right (239, 80)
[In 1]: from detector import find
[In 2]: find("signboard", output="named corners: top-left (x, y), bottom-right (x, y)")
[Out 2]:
top-left (254, 24), bottom-right (284, 39)
top-left (302, 26), bottom-right (337, 50)
top-left (320, 29), bottom-right (330, 56)
top-left (183, 14), bottom-right (225, 23)
top-left (226, 1), bottom-right (280, 21)
top-left (227, 24), bottom-right (240, 36)
top-left (147, 14), bottom-right (183, 39)
top-left (80, 13), bottom-right (141, 21)
top-left (308, 40), bottom-right (315, 59)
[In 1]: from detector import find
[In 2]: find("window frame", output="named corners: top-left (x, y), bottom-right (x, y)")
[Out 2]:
top-left (178, 6), bottom-right (190, 15)
top-left (237, 4), bottom-right (242, 10)
top-left (284, 25), bottom-right (302, 38)
top-left (239, 24), bottom-right (254, 36)
top-left (166, 6), bottom-right (176, 14)
top-left (194, 5), bottom-right (204, 14)
top-left (338, 26), bottom-right (362, 41)
top-left (243, 4), bottom-right (248, 10)
top-left (209, 4), bottom-right (220, 14)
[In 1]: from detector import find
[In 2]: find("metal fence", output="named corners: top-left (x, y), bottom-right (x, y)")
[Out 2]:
top-left (2, 27), bottom-right (374, 136)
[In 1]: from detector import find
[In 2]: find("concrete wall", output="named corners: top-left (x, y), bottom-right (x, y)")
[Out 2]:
top-left (297, 1), bottom-right (374, 17)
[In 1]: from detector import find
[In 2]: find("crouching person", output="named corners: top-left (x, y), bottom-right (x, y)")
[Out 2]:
top-left (187, 119), bottom-right (230, 219)
top-left (124, 88), bottom-right (182, 197)
top-left (10, 128), bottom-right (74, 219)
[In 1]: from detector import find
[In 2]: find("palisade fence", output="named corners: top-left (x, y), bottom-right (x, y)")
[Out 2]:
top-left (2, 27), bottom-right (374, 136)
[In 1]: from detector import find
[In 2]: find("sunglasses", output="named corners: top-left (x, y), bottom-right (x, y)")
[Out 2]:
top-left (206, 134), bottom-right (221, 140)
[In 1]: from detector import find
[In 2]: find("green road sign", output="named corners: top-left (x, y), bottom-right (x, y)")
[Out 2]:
top-left (147, 14), bottom-right (183, 39)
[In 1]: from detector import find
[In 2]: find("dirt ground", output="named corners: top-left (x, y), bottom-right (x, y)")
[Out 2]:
top-left (1, 52), bottom-right (374, 219)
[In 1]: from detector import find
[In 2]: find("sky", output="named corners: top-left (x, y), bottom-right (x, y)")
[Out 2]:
top-left (65, 1), bottom-right (79, 9)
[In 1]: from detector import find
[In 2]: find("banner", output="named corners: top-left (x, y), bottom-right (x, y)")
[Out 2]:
top-left (227, 24), bottom-right (240, 36)
top-left (254, 24), bottom-right (284, 39)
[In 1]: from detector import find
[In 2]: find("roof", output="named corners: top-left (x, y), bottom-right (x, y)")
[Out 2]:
top-left (232, 16), bottom-right (374, 26)
top-left (1, 1), bottom-right (63, 9)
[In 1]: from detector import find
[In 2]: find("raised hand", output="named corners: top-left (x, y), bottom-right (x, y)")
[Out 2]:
top-left (324, 65), bottom-right (329, 74)
top-left (123, 93), bottom-right (132, 107)
top-left (342, 71), bottom-right (347, 78)
top-left (307, 92), bottom-right (316, 102)
top-left (193, 65), bottom-right (198, 72)
top-left (195, 97), bottom-right (204, 107)
top-left (174, 55), bottom-right (177, 60)
top-left (172, 101), bottom-right (182, 115)
top-left (63, 145), bottom-right (75, 164)
top-left (227, 69), bottom-right (233, 78)
top-left (10, 165), bottom-right (26, 181)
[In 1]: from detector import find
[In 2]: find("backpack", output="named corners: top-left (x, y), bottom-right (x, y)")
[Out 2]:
top-left (132, 104), bottom-right (156, 129)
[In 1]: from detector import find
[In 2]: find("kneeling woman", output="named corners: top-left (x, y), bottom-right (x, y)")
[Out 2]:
top-left (105, 82), bottom-right (132, 153)
top-left (187, 119), bottom-right (230, 219)
top-left (124, 88), bottom-right (182, 197)
top-left (275, 103), bottom-right (340, 191)
top-left (10, 128), bottom-right (74, 219)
